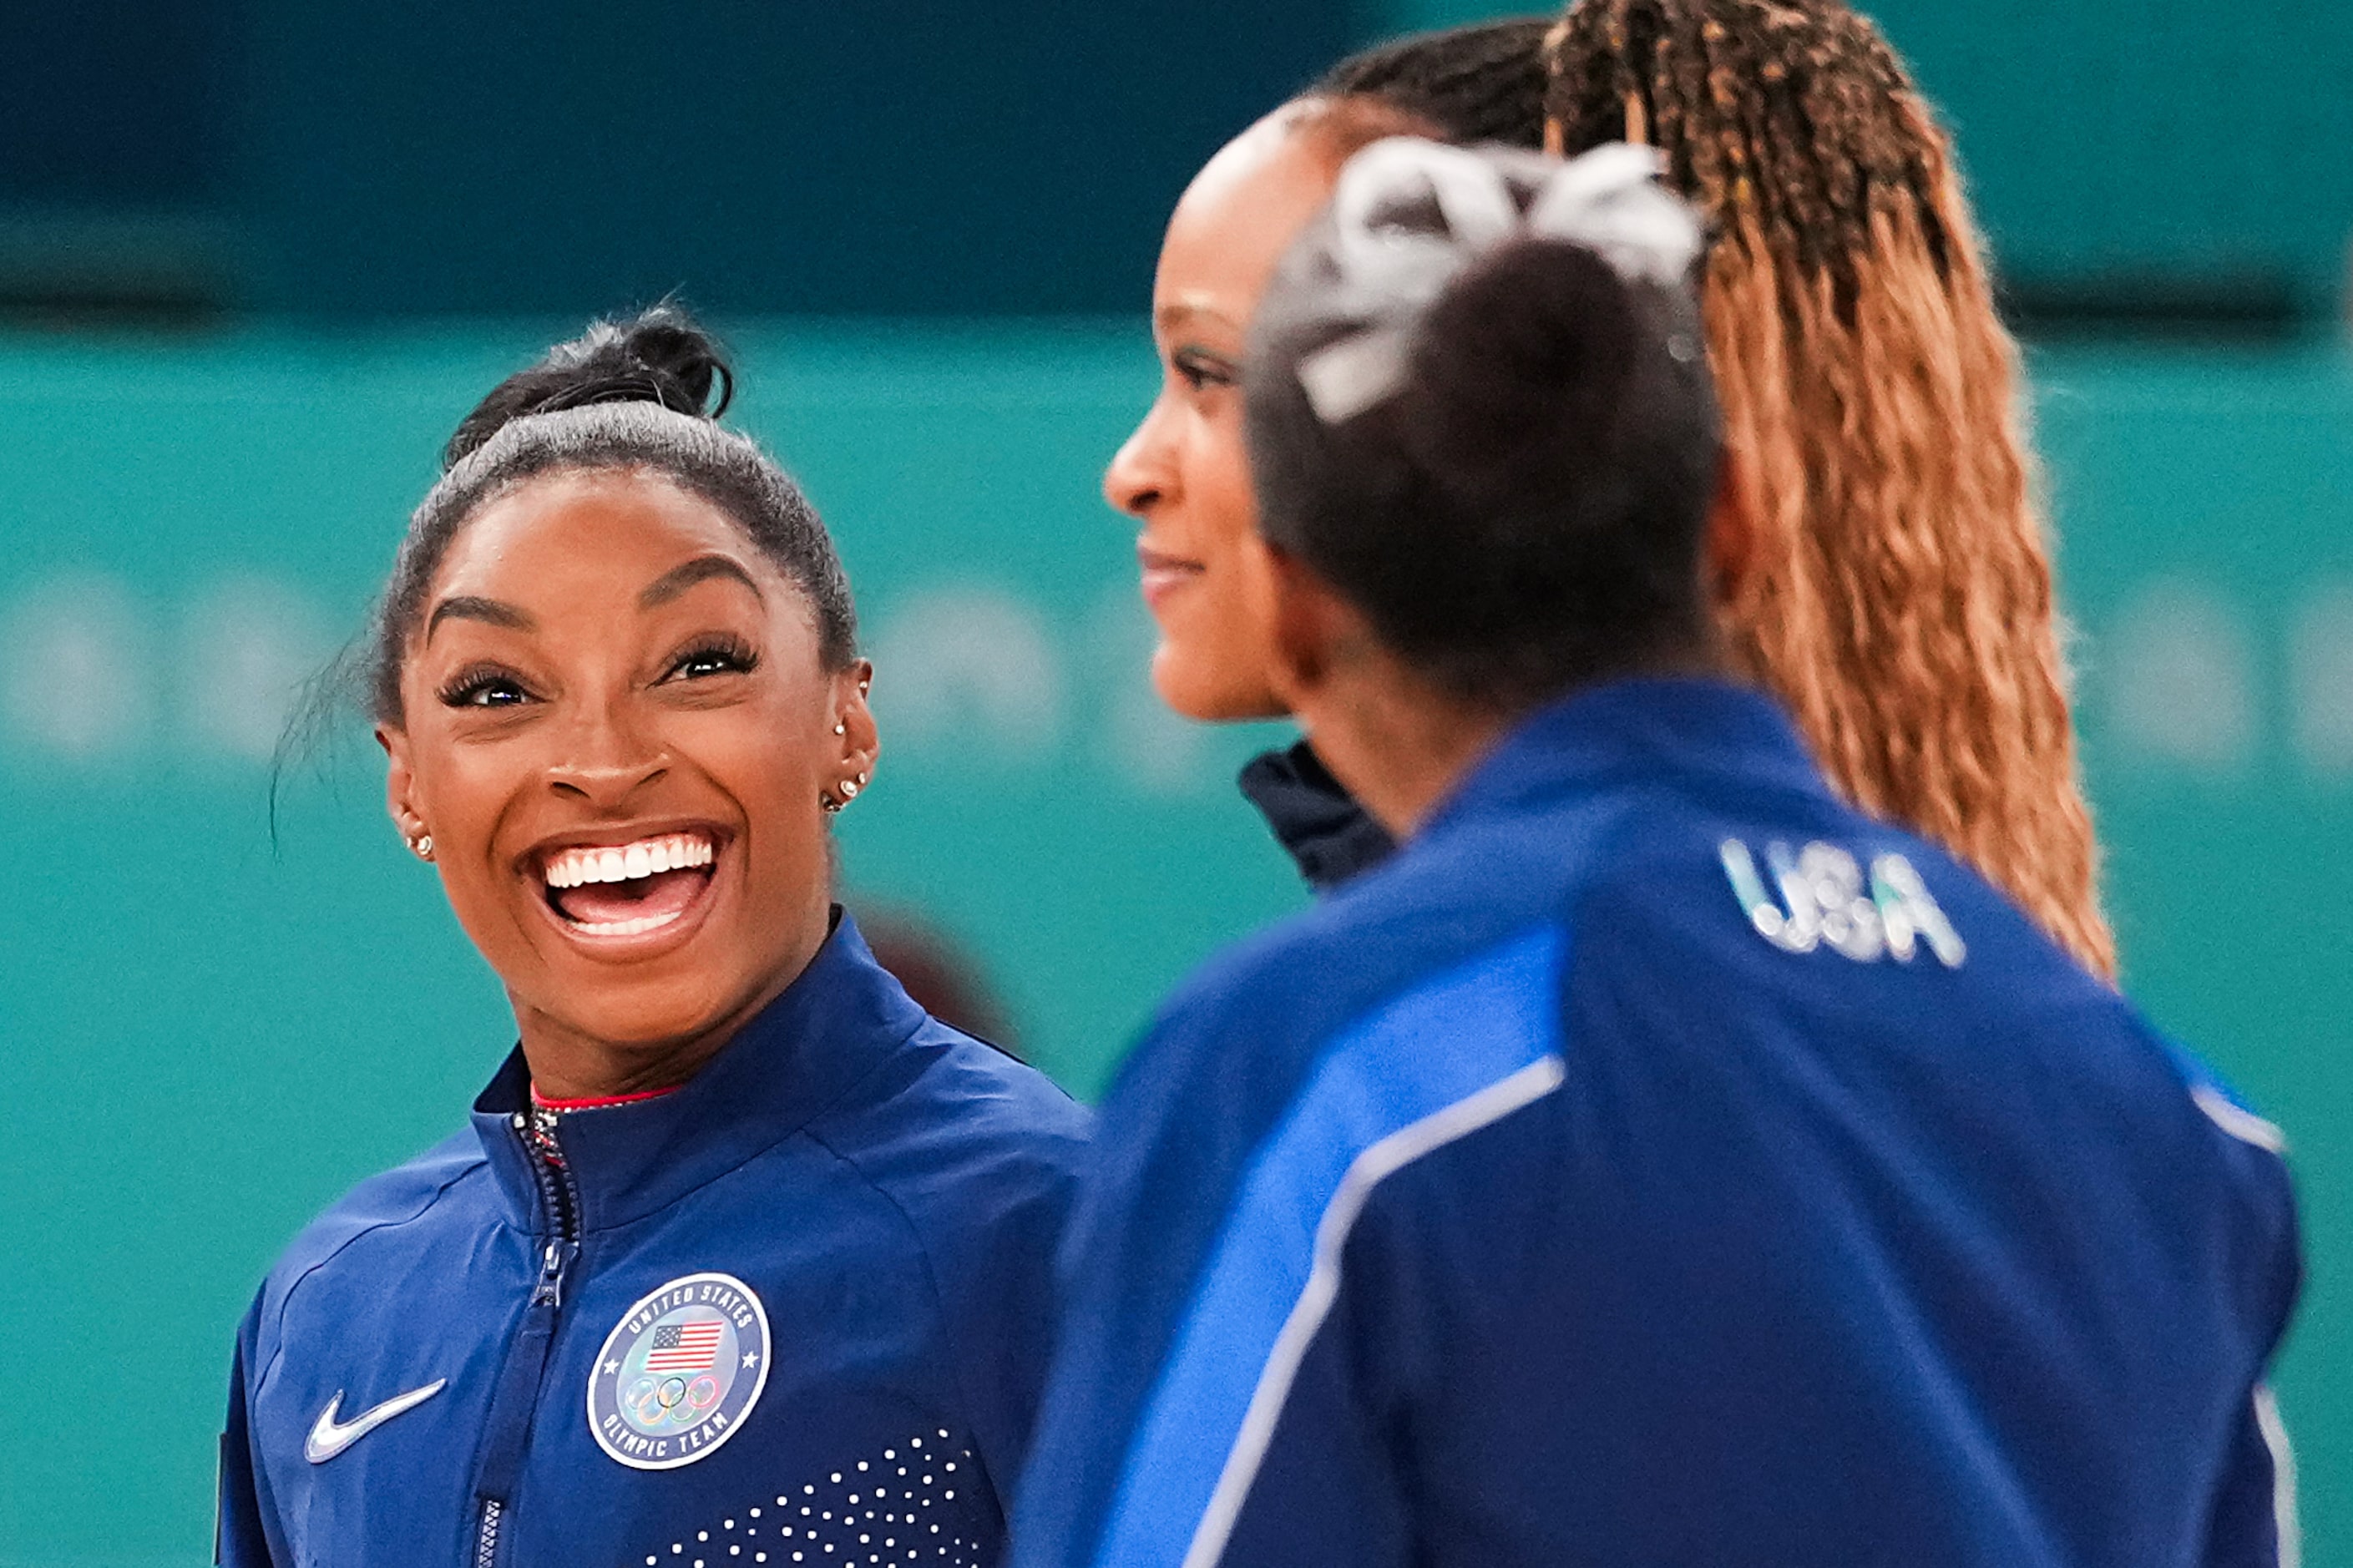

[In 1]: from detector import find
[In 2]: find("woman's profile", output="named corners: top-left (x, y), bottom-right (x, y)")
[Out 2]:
top-left (218, 308), bottom-right (1090, 1568)
top-left (1105, 6), bottom-right (2114, 976)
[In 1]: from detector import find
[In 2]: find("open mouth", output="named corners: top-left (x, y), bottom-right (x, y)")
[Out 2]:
top-left (540, 831), bottom-right (719, 938)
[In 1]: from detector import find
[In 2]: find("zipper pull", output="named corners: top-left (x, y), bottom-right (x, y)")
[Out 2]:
top-left (531, 1238), bottom-right (579, 1308)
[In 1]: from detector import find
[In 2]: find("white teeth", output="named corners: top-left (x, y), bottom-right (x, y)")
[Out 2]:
top-left (573, 907), bottom-right (688, 938)
top-left (541, 832), bottom-right (716, 890)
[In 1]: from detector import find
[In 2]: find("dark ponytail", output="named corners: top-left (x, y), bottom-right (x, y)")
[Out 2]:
top-left (363, 306), bottom-right (854, 724)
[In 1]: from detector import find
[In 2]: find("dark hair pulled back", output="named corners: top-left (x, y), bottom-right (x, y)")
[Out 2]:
top-left (366, 306), bottom-right (855, 724)
top-left (1246, 156), bottom-right (1722, 712)
top-left (1313, 18), bottom-right (1554, 149)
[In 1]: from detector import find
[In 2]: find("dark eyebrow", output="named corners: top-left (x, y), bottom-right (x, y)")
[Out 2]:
top-left (1155, 301), bottom-right (1245, 337)
top-left (426, 595), bottom-right (535, 642)
top-left (640, 554), bottom-right (764, 610)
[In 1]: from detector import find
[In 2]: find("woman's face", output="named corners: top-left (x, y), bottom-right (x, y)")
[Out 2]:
top-left (1105, 109), bottom-right (1345, 721)
top-left (380, 469), bottom-right (876, 1065)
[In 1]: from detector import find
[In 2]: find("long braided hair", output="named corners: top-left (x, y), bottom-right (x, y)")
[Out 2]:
top-left (1545, 0), bottom-right (2115, 976)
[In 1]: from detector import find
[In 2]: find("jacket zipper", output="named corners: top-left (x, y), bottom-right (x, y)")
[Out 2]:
top-left (473, 1500), bottom-right (504, 1568)
top-left (523, 1105), bottom-right (582, 1305)
top-left (471, 1107), bottom-right (581, 1568)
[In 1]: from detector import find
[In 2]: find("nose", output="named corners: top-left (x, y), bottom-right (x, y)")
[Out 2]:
top-left (546, 701), bottom-right (668, 807)
top-left (1104, 402), bottom-right (1175, 521)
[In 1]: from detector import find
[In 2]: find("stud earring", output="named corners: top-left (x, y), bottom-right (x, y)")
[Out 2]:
top-left (410, 833), bottom-right (435, 862)
top-left (832, 721), bottom-right (846, 736)
top-left (839, 778), bottom-right (861, 800)
top-left (820, 792), bottom-right (843, 815)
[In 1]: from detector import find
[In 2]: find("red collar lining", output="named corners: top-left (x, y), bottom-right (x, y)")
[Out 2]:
top-left (529, 1084), bottom-right (681, 1111)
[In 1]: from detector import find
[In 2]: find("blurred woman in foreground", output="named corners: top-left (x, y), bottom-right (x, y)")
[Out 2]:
top-left (219, 310), bottom-right (1088, 1568)
top-left (1108, 4), bottom-right (2114, 974)
top-left (1017, 136), bottom-right (2296, 1568)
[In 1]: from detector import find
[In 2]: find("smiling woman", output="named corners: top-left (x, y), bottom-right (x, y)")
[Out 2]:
top-left (218, 308), bottom-right (1092, 1568)
top-left (382, 459), bottom-right (865, 1095)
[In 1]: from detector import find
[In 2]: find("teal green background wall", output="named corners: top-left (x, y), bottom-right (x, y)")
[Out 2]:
top-left (1384, 0), bottom-right (2352, 311)
top-left (3, 329), bottom-right (2349, 1561)
top-left (8, 0), bottom-right (2344, 322)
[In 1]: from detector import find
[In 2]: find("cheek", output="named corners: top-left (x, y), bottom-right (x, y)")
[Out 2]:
top-left (395, 735), bottom-right (545, 971)
top-left (1182, 413), bottom-right (1266, 635)
top-left (681, 697), bottom-right (828, 862)
top-left (1149, 443), bottom-right (1283, 718)
top-left (407, 731), bottom-right (529, 859)
top-left (681, 698), bottom-right (822, 817)
top-left (1189, 411), bottom-right (1261, 551)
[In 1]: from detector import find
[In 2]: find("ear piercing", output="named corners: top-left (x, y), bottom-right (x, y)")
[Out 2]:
top-left (833, 721), bottom-right (846, 736)
top-left (821, 770), bottom-right (871, 814)
top-left (409, 834), bottom-right (435, 862)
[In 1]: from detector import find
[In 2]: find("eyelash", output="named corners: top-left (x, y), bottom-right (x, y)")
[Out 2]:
top-left (1173, 350), bottom-right (1237, 392)
top-left (432, 636), bottom-right (756, 710)
top-left (438, 665), bottom-right (533, 709)
top-left (665, 635), bottom-right (759, 681)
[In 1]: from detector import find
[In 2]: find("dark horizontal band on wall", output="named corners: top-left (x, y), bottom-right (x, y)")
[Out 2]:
top-left (1999, 269), bottom-right (2315, 342)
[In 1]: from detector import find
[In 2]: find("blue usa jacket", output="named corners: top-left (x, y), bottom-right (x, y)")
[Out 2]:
top-left (1014, 679), bottom-right (2301, 1568)
top-left (220, 912), bottom-right (1092, 1568)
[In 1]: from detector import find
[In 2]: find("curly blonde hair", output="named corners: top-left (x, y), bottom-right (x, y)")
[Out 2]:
top-left (1544, 0), bottom-right (2114, 975)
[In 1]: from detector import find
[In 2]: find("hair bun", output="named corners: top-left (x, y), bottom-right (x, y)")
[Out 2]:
top-left (1404, 237), bottom-right (1643, 508)
top-left (443, 303), bottom-right (736, 470)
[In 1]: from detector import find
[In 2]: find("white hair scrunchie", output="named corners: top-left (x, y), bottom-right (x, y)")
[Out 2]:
top-left (1293, 139), bottom-right (1705, 427)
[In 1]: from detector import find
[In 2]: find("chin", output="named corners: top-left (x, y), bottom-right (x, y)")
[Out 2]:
top-left (1151, 645), bottom-right (1289, 725)
top-left (529, 966), bottom-right (767, 1055)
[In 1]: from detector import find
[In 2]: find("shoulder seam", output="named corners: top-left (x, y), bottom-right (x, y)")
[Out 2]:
top-left (255, 1151), bottom-right (488, 1402)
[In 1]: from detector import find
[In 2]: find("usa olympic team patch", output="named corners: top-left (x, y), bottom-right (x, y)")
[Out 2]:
top-left (588, 1272), bottom-right (771, 1470)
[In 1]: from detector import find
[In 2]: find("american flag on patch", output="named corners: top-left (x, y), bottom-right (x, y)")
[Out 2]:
top-left (643, 1318), bottom-right (725, 1373)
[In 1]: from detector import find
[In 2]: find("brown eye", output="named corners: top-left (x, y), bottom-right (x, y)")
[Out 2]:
top-left (1173, 349), bottom-right (1238, 391)
top-left (664, 637), bottom-right (759, 682)
top-left (439, 667), bottom-right (534, 708)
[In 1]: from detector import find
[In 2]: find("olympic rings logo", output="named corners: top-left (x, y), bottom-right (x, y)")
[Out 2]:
top-left (624, 1372), bottom-right (724, 1432)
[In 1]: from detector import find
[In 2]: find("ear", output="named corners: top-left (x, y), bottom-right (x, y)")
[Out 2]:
top-left (378, 722), bottom-right (428, 847)
top-left (1703, 445), bottom-right (1760, 608)
top-left (828, 660), bottom-right (880, 799)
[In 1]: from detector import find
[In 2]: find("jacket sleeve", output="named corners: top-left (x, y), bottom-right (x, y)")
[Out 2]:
top-left (2202, 1387), bottom-right (2299, 1568)
top-left (1011, 1149), bottom-right (1416, 1568)
top-left (1166, 1263), bottom-right (1415, 1568)
top-left (2201, 1130), bottom-right (2304, 1568)
top-left (216, 1290), bottom-right (286, 1568)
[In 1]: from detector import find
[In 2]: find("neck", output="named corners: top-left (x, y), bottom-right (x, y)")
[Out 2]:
top-left (1290, 664), bottom-right (1513, 839)
top-left (1293, 643), bottom-right (1733, 840)
top-left (510, 898), bottom-right (834, 1101)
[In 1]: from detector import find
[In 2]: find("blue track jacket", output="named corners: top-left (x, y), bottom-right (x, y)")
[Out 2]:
top-left (1014, 679), bottom-right (2301, 1568)
top-left (220, 912), bottom-right (1091, 1568)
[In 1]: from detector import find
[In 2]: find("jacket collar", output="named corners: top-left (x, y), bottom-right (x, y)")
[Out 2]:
top-left (1237, 740), bottom-right (1399, 895)
top-left (469, 908), bottom-right (923, 1233)
top-left (1419, 676), bottom-right (1831, 844)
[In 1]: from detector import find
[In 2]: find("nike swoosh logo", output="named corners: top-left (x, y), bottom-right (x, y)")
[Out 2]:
top-left (305, 1379), bottom-right (448, 1464)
